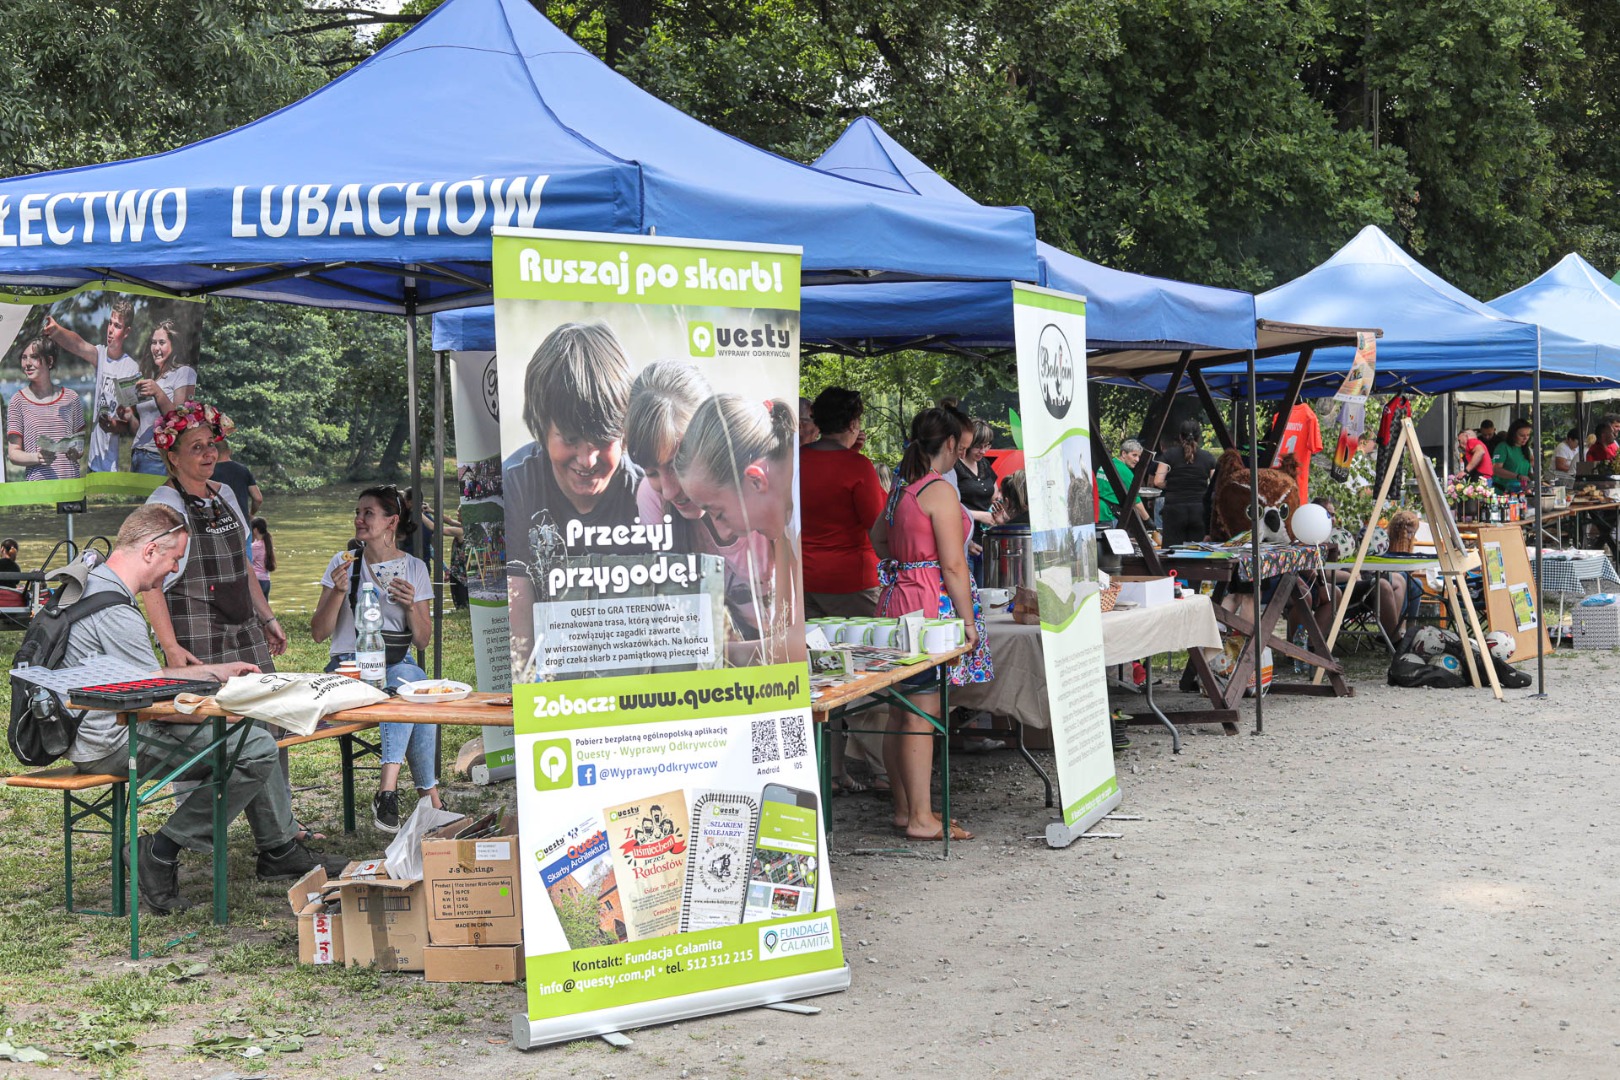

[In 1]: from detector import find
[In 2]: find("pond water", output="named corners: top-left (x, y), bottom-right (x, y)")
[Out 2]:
top-left (0, 481), bottom-right (404, 614)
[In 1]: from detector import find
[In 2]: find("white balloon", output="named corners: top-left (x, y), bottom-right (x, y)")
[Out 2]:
top-left (1291, 503), bottom-right (1332, 545)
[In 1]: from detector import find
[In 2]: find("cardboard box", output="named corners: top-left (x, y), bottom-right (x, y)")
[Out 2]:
top-left (335, 876), bottom-right (429, 972)
top-left (287, 867), bottom-right (345, 966)
top-left (1115, 575), bottom-right (1175, 608)
top-left (423, 944), bottom-right (524, 984)
top-left (421, 815), bottom-right (524, 946)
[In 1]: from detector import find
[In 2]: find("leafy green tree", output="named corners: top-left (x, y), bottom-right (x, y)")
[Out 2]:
top-left (0, 0), bottom-right (349, 177)
top-left (1317, 0), bottom-right (1585, 297)
top-left (198, 299), bottom-right (348, 486)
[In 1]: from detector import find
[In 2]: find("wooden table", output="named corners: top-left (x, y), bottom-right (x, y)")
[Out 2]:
top-left (1127, 550), bottom-right (1354, 729)
top-left (133, 691), bottom-right (515, 728)
top-left (808, 647), bottom-right (969, 856)
top-left (105, 691), bottom-right (515, 958)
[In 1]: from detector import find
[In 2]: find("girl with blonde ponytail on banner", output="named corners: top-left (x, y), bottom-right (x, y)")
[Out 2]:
top-left (675, 395), bottom-right (804, 666)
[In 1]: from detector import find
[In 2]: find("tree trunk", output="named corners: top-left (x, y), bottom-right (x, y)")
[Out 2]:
top-left (604, 0), bottom-right (652, 69)
top-left (377, 411), bottom-right (410, 481)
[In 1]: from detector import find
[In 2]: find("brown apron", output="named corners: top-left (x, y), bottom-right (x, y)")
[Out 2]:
top-left (165, 480), bottom-right (273, 670)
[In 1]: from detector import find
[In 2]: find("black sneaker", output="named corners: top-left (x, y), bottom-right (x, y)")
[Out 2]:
top-left (128, 834), bottom-right (190, 915)
top-left (373, 790), bottom-right (401, 834)
top-left (255, 839), bottom-right (341, 881)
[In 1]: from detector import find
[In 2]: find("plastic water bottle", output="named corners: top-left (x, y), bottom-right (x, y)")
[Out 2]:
top-left (356, 582), bottom-right (387, 689)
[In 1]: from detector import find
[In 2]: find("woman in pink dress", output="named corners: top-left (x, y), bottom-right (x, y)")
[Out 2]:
top-left (870, 408), bottom-right (992, 842)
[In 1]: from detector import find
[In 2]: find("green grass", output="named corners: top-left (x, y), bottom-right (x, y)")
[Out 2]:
top-left (0, 608), bottom-right (520, 1074)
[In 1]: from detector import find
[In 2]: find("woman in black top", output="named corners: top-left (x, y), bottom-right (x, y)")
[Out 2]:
top-left (955, 420), bottom-right (999, 581)
top-left (1159, 420), bottom-right (1217, 546)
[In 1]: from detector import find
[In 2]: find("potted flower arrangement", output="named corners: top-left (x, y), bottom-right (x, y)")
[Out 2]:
top-left (1444, 473), bottom-right (1494, 521)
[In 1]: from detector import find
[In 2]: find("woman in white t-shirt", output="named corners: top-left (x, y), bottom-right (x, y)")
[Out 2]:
top-left (131, 320), bottom-right (197, 475)
top-left (311, 486), bottom-right (437, 833)
top-left (1553, 428), bottom-right (1581, 476)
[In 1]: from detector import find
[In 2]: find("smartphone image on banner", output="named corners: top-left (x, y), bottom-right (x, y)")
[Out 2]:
top-left (742, 783), bottom-right (820, 923)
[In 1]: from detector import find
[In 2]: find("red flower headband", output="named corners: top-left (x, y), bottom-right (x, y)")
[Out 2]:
top-left (153, 401), bottom-right (234, 451)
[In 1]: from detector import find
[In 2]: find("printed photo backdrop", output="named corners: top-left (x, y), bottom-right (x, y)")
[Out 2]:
top-left (0, 285), bottom-right (204, 504)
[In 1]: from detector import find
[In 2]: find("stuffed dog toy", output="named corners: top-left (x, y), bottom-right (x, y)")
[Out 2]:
top-left (1210, 449), bottom-right (1299, 542)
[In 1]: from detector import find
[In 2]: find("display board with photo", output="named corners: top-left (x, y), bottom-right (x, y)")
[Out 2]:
top-left (496, 298), bottom-right (805, 684)
top-left (0, 285), bottom-right (204, 503)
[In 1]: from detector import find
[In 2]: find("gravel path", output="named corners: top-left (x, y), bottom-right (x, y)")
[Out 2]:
top-left (495, 651), bottom-right (1618, 1079)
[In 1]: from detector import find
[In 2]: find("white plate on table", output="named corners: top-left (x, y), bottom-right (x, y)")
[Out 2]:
top-left (396, 679), bottom-right (472, 703)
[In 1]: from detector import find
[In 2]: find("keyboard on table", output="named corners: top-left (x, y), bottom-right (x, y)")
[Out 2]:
top-left (70, 677), bottom-right (222, 710)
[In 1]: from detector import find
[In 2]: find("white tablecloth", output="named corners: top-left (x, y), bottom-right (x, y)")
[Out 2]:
top-left (954, 597), bottom-right (1222, 728)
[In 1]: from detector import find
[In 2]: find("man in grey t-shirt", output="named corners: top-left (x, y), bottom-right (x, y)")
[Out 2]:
top-left (67, 505), bottom-right (343, 913)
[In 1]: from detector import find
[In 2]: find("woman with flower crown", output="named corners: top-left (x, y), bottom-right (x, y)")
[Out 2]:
top-left (141, 401), bottom-right (286, 672)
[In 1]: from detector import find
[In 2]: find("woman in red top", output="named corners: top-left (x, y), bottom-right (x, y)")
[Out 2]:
top-left (801, 388), bottom-right (889, 795)
top-left (800, 388), bottom-right (885, 615)
top-left (1586, 422), bottom-right (1618, 463)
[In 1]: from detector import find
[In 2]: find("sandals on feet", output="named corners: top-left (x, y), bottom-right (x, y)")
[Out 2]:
top-left (906, 822), bottom-right (974, 842)
top-left (830, 775), bottom-right (869, 796)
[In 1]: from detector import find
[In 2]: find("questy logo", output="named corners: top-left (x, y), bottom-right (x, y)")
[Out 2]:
top-left (1037, 323), bottom-right (1074, 420)
top-left (532, 738), bottom-right (573, 792)
top-left (688, 321), bottom-right (716, 358)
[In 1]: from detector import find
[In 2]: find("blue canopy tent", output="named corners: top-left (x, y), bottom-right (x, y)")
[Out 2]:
top-left (0, 0), bottom-right (1051, 690)
top-left (1183, 227), bottom-right (1620, 696)
top-left (1483, 254), bottom-right (1620, 410)
top-left (802, 118), bottom-right (1259, 357)
top-left (0, 0), bottom-right (1039, 313)
top-left (432, 117), bottom-right (1265, 355)
top-left (1190, 227), bottom-right (1619, 400)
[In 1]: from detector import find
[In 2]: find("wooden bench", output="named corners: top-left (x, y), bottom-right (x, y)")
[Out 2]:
top-left (0, 768), bottom-right (127, 915)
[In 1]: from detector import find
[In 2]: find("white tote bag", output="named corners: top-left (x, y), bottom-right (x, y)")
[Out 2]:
top-left (178, 673), bottom-right (388, 736)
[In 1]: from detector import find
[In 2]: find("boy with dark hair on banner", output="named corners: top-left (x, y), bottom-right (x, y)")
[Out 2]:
top-left (43, 297), bottom-right (139, 473)
top-left (504, 321), bottom-right (648, 668)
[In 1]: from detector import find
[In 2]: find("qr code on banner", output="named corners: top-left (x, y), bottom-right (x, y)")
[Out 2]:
top-left (778, 716), bottom-right (808, 760)
top-left (750, 718), bottom-right (780, 764)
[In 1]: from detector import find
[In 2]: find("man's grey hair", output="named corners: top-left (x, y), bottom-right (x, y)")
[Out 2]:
top-left (1120, 438), bottom-right (1144, 455)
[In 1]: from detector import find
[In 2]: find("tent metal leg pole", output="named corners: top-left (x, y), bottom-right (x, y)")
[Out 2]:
top-left (1248, 350), bottom-right (1264, 736)
top-left (1533, 363), bottom-right (1545, 697)
top-left (433, 348), bottom-right (446, 680)
top-left (1442, 395), bottom-right (1452, 476)
top-left (403, 285), bottom-right (438, 776)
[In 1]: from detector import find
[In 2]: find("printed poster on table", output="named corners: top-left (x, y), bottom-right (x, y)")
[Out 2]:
top-left (1011, 282), bottom-right (1121, 844)
top-left (492, 228), bottom-right (846, 1049)
top-left (0, 283), bottom-right (204, 505)
top-left (449, 348), bottom-right (516, 780)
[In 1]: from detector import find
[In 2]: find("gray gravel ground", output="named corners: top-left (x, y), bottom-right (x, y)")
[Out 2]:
top-left (495, 649), bottom-right (1619, 1079)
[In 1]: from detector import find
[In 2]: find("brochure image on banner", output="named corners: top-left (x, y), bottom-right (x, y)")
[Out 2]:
top-left (0, 284), bottom-right (204, 505)
top-left (1010, 283), bottom-right (1120, 847)
top-left (494, 228), bottom-right (845, 1050)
